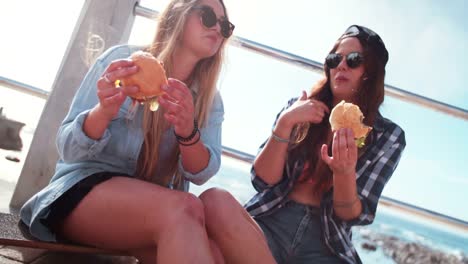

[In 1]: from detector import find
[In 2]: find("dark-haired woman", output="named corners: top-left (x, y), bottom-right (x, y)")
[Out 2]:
top-left (200, 25), bottom-right (406, 264)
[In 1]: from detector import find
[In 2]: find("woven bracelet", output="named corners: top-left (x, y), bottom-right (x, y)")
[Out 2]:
top-left (174, 119), bottom-right (198, 142)
top-left (271, 130), bottom-right (290, 143)
top-left (178, 130), bottom-right (201, 147)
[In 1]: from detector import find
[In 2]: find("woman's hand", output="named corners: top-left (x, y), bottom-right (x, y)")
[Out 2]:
top-left (321, 128), bottom-right (357, 176)
top-left (96, 59), bottom-right (139, 120)
top-left (158, 78), bottom-right (195, 137)
top-left (279, 91), bottom-right (330, 129)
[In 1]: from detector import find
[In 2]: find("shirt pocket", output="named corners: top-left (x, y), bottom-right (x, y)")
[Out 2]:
top-left (100, 117), bottom-right (142, 164)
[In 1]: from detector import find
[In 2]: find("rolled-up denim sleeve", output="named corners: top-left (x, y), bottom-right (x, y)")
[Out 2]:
top-left (179, 91), bottom-right (224, 185)
top-left (57, 109), bottom-right (113, 163)
top-left (56, 45), bottom-right (131, 163)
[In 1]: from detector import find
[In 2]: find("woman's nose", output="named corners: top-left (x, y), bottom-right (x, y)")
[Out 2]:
top-left (337, 57), bottom-right (347, 70)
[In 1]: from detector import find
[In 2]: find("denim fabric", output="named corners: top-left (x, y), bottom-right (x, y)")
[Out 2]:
top-left (20, 44), bottom-right (224, 242)
top-left (256, 200), bottom-right (344, 264)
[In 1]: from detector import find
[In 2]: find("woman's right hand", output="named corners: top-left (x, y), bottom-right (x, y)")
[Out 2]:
top-left (278, 91), bottom-right (330, 130)
top-left (96, 59), bottom-right (139, 120)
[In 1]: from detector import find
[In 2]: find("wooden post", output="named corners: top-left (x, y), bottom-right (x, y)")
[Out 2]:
top-left (10, 0), bottom-right (140, 210)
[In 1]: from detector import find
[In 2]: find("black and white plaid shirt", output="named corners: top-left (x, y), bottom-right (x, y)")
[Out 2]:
top-left (245, 97), bottom-right (406, 264)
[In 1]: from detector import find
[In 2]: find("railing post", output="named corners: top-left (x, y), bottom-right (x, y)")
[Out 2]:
top-left (10, 0), bottom-right (140, 210)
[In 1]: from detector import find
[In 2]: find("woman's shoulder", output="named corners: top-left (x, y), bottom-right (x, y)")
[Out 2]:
top-left (96, 44), bottom-right (147, 64)
top-left (374, 113), bottom-right (406, 144)
top-left (375, 113), bottom-right (404, 133)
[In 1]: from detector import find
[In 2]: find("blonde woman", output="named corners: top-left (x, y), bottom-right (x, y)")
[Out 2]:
top-left (20, 0), bottom-right (234, 263)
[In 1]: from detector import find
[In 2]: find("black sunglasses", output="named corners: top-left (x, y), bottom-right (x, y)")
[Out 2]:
top-left (192, 5), bottom-right (235, 38)
top-left (325, 52), bottom-right (364, 69)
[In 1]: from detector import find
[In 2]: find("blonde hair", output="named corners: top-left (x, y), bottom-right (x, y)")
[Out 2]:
top-left (136, 0), bottom-right (229, 189)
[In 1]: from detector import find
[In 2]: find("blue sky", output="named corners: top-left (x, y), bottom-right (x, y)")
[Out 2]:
top-left (0, 0), bottom-right (467, 221)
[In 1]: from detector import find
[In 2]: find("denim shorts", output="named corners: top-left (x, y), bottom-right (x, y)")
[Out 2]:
top-left (255, 200), bottom-right (344, 264)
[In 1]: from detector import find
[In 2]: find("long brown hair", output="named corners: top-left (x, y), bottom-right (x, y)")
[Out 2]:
top-left (290, 36), bottom-right (386, 196)
top-left (135, 0), bottom-right (230, 189)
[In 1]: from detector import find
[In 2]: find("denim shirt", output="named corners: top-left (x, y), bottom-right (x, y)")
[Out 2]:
top-left (20, 44), bottom-right (224, 242)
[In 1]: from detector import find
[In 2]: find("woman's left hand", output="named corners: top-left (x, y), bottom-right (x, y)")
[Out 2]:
top-left (321, 128), bottom-right (358, 176)
top-left (158, 78), bottom-right (195, 137)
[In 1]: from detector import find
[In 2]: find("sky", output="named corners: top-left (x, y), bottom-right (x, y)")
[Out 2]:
top-left (0, 0), bottom-right (467, 221)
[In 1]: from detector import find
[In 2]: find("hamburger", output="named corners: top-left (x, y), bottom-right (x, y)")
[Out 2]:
top-left (119, 51), bottom-right (168, 111)
top-left (329, 100), bottom-right (372, 148)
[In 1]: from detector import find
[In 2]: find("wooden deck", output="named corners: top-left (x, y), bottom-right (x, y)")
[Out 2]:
top-left (0, 213), bottom-right (137, 264)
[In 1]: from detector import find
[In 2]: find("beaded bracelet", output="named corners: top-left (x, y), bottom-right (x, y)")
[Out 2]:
top-left (174, 119), bottom-right (198, 142)
top-left (271, 130), bottom-right (290, 143)
top-left (178, 130), bottom-right (201, 147)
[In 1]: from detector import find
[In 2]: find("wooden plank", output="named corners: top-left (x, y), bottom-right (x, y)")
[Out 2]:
top-left (0, 213), bottom-right (128, 256)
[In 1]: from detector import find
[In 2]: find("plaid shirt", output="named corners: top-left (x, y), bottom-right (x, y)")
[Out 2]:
top-left (244, 97), bottom-right (406, 264)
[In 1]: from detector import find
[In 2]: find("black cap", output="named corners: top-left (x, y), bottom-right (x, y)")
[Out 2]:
top-left (340, 25), bottom-right (389, 66)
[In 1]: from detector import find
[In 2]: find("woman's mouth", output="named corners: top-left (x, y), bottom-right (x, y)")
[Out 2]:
top-left (335, 75), bottom-right (349, 82)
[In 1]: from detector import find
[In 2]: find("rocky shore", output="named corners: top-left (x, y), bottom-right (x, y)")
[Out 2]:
top-left (355, 227), bottom-right (468, 264)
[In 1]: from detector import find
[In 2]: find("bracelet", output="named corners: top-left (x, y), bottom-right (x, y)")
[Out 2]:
top-left (271, 130), bottom-right (290, 143)
top-left (178, 130), bottom-right (201, 147)
top-left (174, 119), bottom-right (198, 142)
top-left (334, 196), bottom-right (360, 208)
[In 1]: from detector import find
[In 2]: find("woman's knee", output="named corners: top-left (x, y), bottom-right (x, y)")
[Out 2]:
top-left (158, 191), bottom-right (206, 228)
top-left (199, 188), bottom-right (239, 222)
top-left (179, 192), bottom-right (205, 223)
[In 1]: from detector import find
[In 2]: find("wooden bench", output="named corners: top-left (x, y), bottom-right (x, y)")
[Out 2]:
top-left (0, 212), bottom-right (129, 256)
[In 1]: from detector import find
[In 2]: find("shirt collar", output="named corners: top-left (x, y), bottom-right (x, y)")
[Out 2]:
top-left (373, 112), bottom-right (385, 133)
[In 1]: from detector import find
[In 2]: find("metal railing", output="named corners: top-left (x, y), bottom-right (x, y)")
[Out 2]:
top-left (2, 4), bottom-right (467, 121)
top-left (0, 76), bottom-right (48, 100)
top-left (134, 4), bottom-right (468, 121)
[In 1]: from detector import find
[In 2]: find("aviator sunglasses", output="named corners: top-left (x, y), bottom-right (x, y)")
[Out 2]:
top-left (325, 52), bottom-right (364, 69)
top-left (192, 5), bottom-right (235, 38)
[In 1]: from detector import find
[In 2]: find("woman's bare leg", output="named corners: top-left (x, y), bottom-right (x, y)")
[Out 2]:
top-left (210, 239), bottom-right (225, 264)
top-left (60, 177), bottom-right (215, 264)
top-left (132, 240), bottom-right (223, 264)
top-left (200, 188), bottom-right (276, 264)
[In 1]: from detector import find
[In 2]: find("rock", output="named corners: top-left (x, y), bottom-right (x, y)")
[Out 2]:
top-left (363, 232), bottom-right (467, 264)
top-left (5, 155), bottom-right (20, 162)
top-left (0, 108), bottom-right (25, 151)
top-left (362, 242), bottom-right (377, 251)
